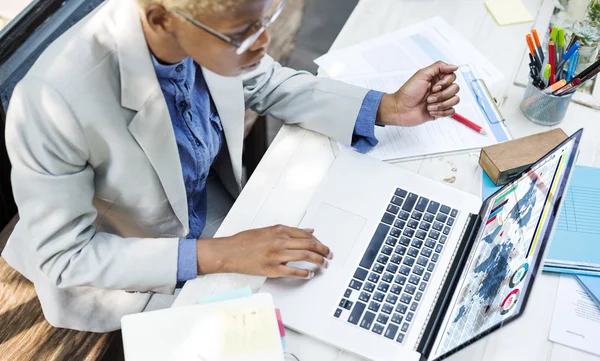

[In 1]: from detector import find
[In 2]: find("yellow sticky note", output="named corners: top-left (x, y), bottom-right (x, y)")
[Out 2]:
top-left (485, 0), bottom-right (533, 26)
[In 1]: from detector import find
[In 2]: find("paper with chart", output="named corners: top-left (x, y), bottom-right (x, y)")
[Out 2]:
top-left (337, 71), bottom-right (500, 160)
top-left (544, 165), bottom-right (600, 276)
top-left (549, 275), bottom-right (600, 356)
top-left (315, 17), bottom-right (503, 86)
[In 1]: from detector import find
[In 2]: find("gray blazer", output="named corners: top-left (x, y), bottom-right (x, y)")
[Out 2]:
top-left (1, 0), bottom-right (370, 332)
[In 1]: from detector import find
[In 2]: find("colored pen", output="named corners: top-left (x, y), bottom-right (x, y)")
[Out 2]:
top-left (566, 35), bottom-right (578, 54)
top-left (544, 79), bottom-right (566, 93)
top-left (572, 58), bottom-right (600, 82)
top-left (452, 113), bottom-right (486, 135)
top-left (526, 34), bottom-right (541, 71)
top-left (553, 78), bottom-right (581, 96)
top-left (567, 52), bottom-right (579, 82)
top-left (543, 64), bottom-right (551, 87)
top-left (557, 42), bottom-right (581, 79)
top-left (549, 41), bottom-right (556, 84)
top-left (532, 29), bottom-right (544, 62)
top-left (558, 28), bottom-right (565, 60)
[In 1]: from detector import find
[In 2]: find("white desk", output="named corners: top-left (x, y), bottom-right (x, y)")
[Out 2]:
top-left (174, 0), bottom-right (600, 360)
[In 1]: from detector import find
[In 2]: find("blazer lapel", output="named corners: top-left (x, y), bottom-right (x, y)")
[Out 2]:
top-left (202, 69), bottom-right (245, 188)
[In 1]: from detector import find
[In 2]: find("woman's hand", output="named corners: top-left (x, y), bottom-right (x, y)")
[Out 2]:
top-left (196, 225), bottom-right (333, 279)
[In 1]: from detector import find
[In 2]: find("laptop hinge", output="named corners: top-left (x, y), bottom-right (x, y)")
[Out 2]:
top-left (415, 213), bottom-right (481, 360)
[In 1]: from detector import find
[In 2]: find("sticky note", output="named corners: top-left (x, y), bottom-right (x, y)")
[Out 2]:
top-left (485, 0), bottom-right (533, 26)
top-left (219, 306), bottom-right (281, 356)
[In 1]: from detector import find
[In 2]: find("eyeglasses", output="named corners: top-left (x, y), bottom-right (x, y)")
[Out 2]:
top-left (174, 0), bottom-right (286, 55)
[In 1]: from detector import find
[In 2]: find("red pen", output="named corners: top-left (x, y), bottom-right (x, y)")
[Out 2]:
top-left (452, 113), bottom-right (487, 135)
top-left (549, 40), bottom-right (556, 84)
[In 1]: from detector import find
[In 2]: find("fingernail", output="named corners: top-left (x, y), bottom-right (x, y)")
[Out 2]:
top-left (427, 96), bottom-right (437, 103)
top-left (303, 228), bottom-right (315, 233)
top-left (322, 258), bottom-right (330, 269)
top-left (428, 105), bottom-right (438, 111)
top-left (305, 271), bottom-right (315, 280)
top-left (327, 251), bottom-right (334, 260)
top-left (433, 85), bottom-right (442, 92)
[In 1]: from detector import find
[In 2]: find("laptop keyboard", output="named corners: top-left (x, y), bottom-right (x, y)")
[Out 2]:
top-left (334, 188), bottom-right (458, 344)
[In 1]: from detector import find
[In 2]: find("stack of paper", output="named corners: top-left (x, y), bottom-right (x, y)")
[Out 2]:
top-left (484, 0), bottom-right (533, 26)
top-left (315, 17), bottom-right (509, 161)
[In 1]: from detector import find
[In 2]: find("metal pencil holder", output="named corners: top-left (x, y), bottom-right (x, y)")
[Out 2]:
top-left (520, 81), bottom-right (574, 126)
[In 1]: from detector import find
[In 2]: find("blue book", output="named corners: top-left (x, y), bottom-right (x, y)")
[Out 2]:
top-left (576, 275), bottom-right (600, 308)
top-left (544, 166), bottom-right (600, 276)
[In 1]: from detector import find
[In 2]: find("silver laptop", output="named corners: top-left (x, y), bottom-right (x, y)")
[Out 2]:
top-left (262, 129), bottom-right (582, 361)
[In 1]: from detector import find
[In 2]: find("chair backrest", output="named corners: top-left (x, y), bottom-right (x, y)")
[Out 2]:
top-left (0, 0), bottom-right (105, 229)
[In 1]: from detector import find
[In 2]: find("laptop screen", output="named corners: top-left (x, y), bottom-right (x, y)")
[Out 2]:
top-left (430, 130), bottom-right (581, 360)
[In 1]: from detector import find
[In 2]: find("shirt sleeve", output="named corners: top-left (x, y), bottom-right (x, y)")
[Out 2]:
top-left (351, 90), bottom-right (385, 153)
top-left (177, 239), bottom-right (198, 284)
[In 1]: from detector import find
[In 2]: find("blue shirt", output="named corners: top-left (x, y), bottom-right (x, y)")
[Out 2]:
top-left (151, 56), bottom-right (383, 283)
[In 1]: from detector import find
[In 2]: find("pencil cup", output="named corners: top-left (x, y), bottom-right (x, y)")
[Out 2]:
top-left (520, 82), bottom-right (574, 126)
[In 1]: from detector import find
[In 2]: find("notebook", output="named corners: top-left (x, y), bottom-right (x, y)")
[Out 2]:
top-left (576, 275), bottom-right (600, 308)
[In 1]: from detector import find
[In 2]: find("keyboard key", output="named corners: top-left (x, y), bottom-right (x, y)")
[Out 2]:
top-left (372, 323), bottom-right (384, 335)
top-left (415, 292), bottom-right (423, 301)
top-left (406, 312), bottom-right (414, 322)
top-left (349, 279), bottom-right (362, 290)
top-left (413, 265), bottom-right (425, 276)
top-left (403, 257), bottom-right (415, 267)
top-left (369, 301), bottom-right (381, 313)
top-left (407, 247), bottom-right (419, 258)
top-left (432, 221), bottom-right (443, 231)
top-left (386, 263), bottom-right (399, 274)
top-left (443, 226), bottom-right (451, 235)
top-left (359, 292), bottom-right (370, 302)
top-left (424, 272), bottom-right (431, 281)
top-left (424, 212), bottom-right (435, 222)
top-left (373, 263), bottom-right (384, 274)
top-left (354, 268), bottom-right (368, 281)
top-left (407, 219), bottom-right (419, 229)
top-left (451, 209), bottom-right (458, 217)
top-left (402, 193), bottom-right (418, 212)
top-left (398, 211), bottom-right (410, 221)
top-left (395, 188), bottom-right (408, 198)
top-left (359, 223), bottom-right (390, 269)
top-left (403, 228), bottom-right (415, 238)
top-left (384, 324), bottom-right (399, 340)
top-left (410, 302), bottom-right (418, 312)
top-left (440, 205), bottom-right (451, 214)
top-left (411, 239), bottom-right (423, 249)
top-left (399, 237), bottom-right (411, 246)
top-left (411, 211), bottom-right (423, 221)
top-left (427, 262), bottom-right (435, 272)
top-left (391, 254), bottom-right (402, 265)
top-left (344, 289), bottom-right (352, 298)
top-left (435, 244), bottom-right (443, 253)
top-left (377, 313), bottom-right (390, 325)
top-left (382, 303), bottom-right (393, 314)
top-left (391, 284), bottom-right (402, 295)
top-left (348, 302), bottom-right (366, 325)
top-left (340, 299), bottom-right (353, 310)
top-left (381, 212), bottom-right (395, 225)
top-left (385, 236), bottom-right (397, 247)
top-left (391, 196), bottom-right (403, 206)
top-left (396, 333), bottom-right (405, 343)
top-left (377, 282), bottom-right (390, 293)
top-left (395, 245), bottom-right (407, 255)
top-left (386, 293), bottom-right (398, 304)
top-left (440, 235), bottom-right (447, 244)
top-left (401, 322), bottom-right (410, 332)
top-left (416, 230), bottom-right (427, 240)
top-left (334, 308), bottom-right (342, 318)
top-left (382, 272), bottom-right (394, 283)
top-left (447, 217), bottom-right (455, 226)
top-left (417, 256), bottom-right (428, 266)
top-left (421, 248), bottom-right (432, 257)
top-left (382, 245), bottom-right (393, 255)
top-left (391, 313), bottom-right (403, 324)
top-left (399, 266), bottom-right (411, 276)
top-left (435, 213), bottom-right (447, 223)
top-left (429, 230), bottom-right (440, 240)
top-left (394, 219), bottom-right (406, 229)
top-left (373, 292), bottom-right (385, 302)
top-left (360, 311), bottom-right (376, 330)
top-left (368, 273), bottom-right (380, 283)
top-left (409, 275), bottom-right (420, 285)
top-left (419, 282), bottom-right (427, 291)
top-left (364, 282), bottom-right (376, 292)
top-left (425, 239), bottom-right (436, 248)
top-left (400, 294), bottom-right (412, 304)
top-left (396, 304), bottom-right (407, 314)
top-left (390, 228), bottom-right (402, 237)
top-left (432, 253), bottom-right (439, 262)
top-left (415, 197), bottom-right (429, 212)
top-left (394, 275), bottom-right (407, 285)
top-left (419, 222), bottom-right (431, 231)
top-left (387, 204), bottom-right (400, 215)
top-left (405, 284), bottom-right (416, 295)
top-left (340, 299), bottom-right (350, 308)
top-left (427, 201), bottom-right (440, 214)
top-left (377, 254), bottom-right (389, 264)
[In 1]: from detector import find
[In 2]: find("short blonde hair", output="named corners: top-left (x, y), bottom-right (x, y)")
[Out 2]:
top-left (137, 0), bottom-right (244, 15)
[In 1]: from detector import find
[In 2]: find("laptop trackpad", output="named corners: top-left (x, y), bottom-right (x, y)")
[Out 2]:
top-left (290, 203), bottom-right (366, 272)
